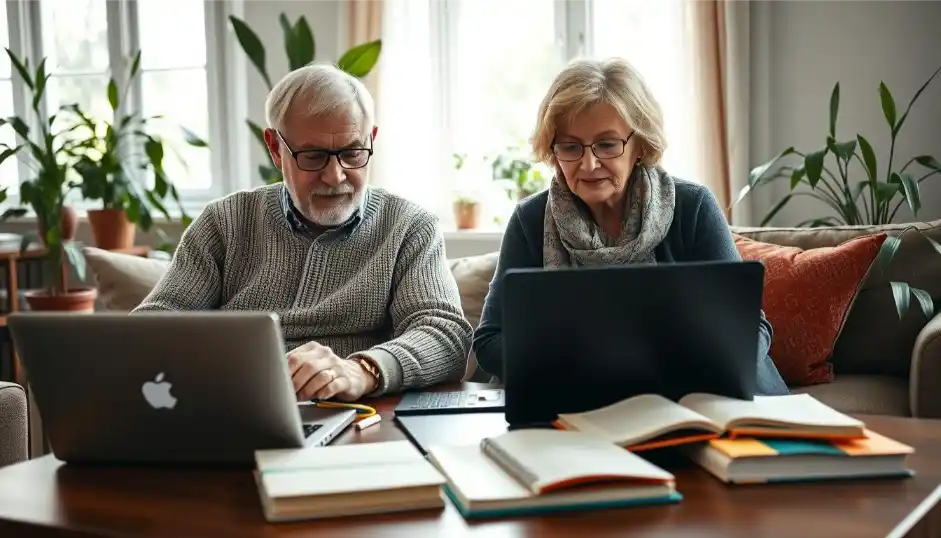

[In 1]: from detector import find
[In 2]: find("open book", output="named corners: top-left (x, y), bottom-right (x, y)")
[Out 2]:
top-left (554, 393), bottom-right (866, 451)
top-left (427, 429), bottom-right (681, 519)
top-left (254, 440), bottom-right (446, 522)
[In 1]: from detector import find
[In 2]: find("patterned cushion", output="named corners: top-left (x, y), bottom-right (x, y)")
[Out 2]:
top-left (733, 233), bottom-right (887, 386)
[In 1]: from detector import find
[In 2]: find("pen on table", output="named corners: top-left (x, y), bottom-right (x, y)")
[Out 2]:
top-left (356, 414), bottom-right (382, 430)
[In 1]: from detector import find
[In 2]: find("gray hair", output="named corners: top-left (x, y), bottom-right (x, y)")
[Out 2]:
top-left (264, 63), bottom-right (375, 132)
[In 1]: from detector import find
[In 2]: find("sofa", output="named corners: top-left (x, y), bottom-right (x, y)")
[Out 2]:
top-left (2, 219), bottom-right (939, 466)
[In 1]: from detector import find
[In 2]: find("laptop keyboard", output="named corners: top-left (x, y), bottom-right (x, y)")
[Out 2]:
top-left (412, 391), bottom-right (464, 409)
top-left (303, 423), bottom-right (322, 437)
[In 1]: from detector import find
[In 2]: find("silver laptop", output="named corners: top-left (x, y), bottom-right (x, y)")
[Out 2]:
top-left (7, 311), bottom-right (357, 466)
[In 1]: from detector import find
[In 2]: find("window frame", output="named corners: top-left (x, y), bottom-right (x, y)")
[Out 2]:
top-left (1, 0), bottom-right (243, 216)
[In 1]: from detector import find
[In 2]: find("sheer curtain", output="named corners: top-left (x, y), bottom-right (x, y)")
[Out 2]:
top-left (368, 0), bottom-right (443, 213)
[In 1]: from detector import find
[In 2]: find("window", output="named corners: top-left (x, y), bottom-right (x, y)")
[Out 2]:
top-left (375, 0), bottom-right (698, 228)
top-left (2, 0), bottom-right (224, 209)
top-left (0, 2), bottom-right (17, 193)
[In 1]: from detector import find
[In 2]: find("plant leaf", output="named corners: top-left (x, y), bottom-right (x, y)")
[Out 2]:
top-left (246, 119), bottom-right (268, 153)
top-left (790, 166), bottom-right (806, 190)
top-left (911, 287), bottom-right (935, 319)
top-left (914, 155), bottom-right (941, 173)
top-left (893, 65), bottom-right (941, 137)
top-left (107, 78), bottom-right (119, 111)
top-left (829, 82), bottom-right (839, 138)
top-left (856, 134), bottom-right (878, 184)
top-left (874, 181), bottom-right (900, 203)
top-left (5, 48), bottom-right (33, 89)
top-left (337, 39), bottom-right (382, 78)
top-left (180, 126), bottom-right (208, 147)
top-left (290, 16), bottom-right (315, 69)
top-left (749, 147), bottom-right (795, 186)
top-left (229, 16), bottom-right (272, 88)
top-left (890, 281), bottom-right (911, 321)
top-left (129, 50), bottom-right (142, 78)
top-left (890, 172), bottom-right (921, 216)
top-left (879, 81), bottom-right (897, 130)
top-left (872, 234), bottom-right (902, 277)
top-left (833, 139), bottom-right (857, 162)
top-left (804, 148), bottom-right (827, 188)
top-left (63, 241), bottom-right (87, 283)
top-left (0, 208), bottom-right (27, 221)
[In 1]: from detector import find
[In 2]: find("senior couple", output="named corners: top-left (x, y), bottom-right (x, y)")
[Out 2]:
top-left (134, 58), bottom-right (789, 401)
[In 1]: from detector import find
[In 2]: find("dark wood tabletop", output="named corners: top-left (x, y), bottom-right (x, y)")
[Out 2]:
top-left (1, 383), bottom-right (940, 538)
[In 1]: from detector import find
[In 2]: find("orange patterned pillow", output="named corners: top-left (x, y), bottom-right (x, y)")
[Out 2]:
top-left (733, 232), bottom-right (887, 386)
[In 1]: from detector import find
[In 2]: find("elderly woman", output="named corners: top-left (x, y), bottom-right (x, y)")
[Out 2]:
top-left (472, 57), bottom-right (789, 396)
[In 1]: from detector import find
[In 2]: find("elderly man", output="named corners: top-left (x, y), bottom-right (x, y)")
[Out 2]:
top-left (134, 63), bottom-right (472, 403)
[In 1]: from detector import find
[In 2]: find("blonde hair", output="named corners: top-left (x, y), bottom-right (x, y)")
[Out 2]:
top-left (265, 63), bottom-right (375, 131)
top-left (531, 57), bottom-right (666, 167)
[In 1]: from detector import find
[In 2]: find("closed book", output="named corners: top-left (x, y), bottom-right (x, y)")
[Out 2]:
top-left (254, 440), bottom-right (446, 522)
top-left (554, 393), bottom-right (866, 451)
top-left (683, 429), bottom-right (915, 484)
top-left (427, 429), bottom-right (681, 519)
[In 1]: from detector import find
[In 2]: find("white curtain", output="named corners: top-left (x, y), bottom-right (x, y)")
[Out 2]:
top-left (368, 0), bottom-right (443, 214)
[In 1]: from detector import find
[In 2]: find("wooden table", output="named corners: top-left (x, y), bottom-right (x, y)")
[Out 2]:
top-left (0, 387), bottom-right (940, 538)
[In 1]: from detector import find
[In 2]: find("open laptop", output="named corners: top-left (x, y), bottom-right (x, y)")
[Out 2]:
top-left (501, 261), bottom-right (765, 427)
top-left (7, 311), bottom-right (356, 466)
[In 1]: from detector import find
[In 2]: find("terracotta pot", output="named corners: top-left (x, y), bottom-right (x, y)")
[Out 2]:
top-left (24, 287), bottom-right (97, 313)
top-left (37, 205), bottom-right (79, 245)
top-left (454, 201), bottom-right (481, 230)
top-left (87, 208), bottom-right (136, 250)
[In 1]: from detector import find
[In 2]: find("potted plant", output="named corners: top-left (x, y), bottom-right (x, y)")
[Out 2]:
top-left (67, 50), bottom-right (205, 249)
top-left (229, 14), bottom-right (382, 184)
top-left (490, 146), bottom-right (548, 200)
top-left (453, 194), bottom-right (481, 230)
top-left (735, 65), bottom-right (941, 320)
top-left (0, 49), bottom-right (96, 312)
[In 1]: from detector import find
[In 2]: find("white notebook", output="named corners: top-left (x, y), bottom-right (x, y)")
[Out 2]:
top-left (428, 429), bottom-right (680, 518)
top-left (254, 440), bottom-right (446, 522)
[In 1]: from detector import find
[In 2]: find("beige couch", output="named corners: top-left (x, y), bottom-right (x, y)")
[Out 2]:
top-left (2, 219), bottom-right (939, 466)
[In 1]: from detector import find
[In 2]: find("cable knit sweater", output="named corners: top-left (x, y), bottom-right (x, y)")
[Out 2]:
top-left (133, 184), bottom-right (473, 395)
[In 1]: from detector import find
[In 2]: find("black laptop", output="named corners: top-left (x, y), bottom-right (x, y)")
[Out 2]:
top-left (501, 261), bottom-right (765, 427)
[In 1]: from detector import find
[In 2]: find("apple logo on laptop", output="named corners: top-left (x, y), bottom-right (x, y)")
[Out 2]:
top-left (142, 372), bottom-right (177, 409)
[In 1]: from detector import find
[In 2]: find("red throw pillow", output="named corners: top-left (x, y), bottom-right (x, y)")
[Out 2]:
top-left (733, 232), bottom-right (888, 386)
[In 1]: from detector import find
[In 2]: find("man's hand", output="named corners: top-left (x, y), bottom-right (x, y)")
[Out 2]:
top-left (287, 342), bottom-right (375, 402)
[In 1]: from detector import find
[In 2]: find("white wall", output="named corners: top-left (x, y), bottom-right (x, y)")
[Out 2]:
top-left (750, 0), bottom-right (941, 227)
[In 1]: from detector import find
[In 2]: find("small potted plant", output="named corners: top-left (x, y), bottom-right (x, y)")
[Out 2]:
top-left (453, 194), bottom-right (482, 230)
top-left (490, 146), bottom-right (548, 200)
top-left (0, 49), bottom-right (96, 312)
top-left (68, 50), bottom-right (204, 250)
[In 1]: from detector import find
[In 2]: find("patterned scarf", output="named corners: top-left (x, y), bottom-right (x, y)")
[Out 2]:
top-left (543, 165), bottom-right (676, 268)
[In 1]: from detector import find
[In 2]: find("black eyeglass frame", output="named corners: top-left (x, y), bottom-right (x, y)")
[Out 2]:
top-left (276, 130), bottom-right (374, 171)
top-left (551, 131), bottom-right (635, 162)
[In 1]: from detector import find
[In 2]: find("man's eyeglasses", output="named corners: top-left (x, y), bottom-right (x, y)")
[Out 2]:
top-left (551, 131), bottom-right (634, 162)
top-left (276, 130), bottom-right (374, 171)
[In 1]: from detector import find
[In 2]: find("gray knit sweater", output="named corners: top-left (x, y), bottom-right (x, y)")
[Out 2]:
top-left (133, 184), bottom-right (473, 395)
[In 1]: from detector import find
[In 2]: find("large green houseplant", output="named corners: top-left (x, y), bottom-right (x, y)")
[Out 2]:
top-left (228, 13), bottom-right (381, 184)
top-left (0, 49), bottom-right (95, 311)
top-left (735, 66), bottom-right (941, 321)
top-left (736, 66), bottom-right (941, 227)
top-left (67, 50), bottom-right (206, 250)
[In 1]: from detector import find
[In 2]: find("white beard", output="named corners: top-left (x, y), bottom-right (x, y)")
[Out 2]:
top-left (303, 189), bottom-right (365, 226)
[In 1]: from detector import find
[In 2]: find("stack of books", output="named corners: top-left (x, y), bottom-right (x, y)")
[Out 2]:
top-left (551, 392), bottom-right (915, 484)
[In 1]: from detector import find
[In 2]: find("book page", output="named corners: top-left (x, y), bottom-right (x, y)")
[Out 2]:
top-left (481, 429), bottom-right (674, 495)
top-left (679, 393), bottom-right (864, 431)
top-left (557, 393), bottom-right (722, 445)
